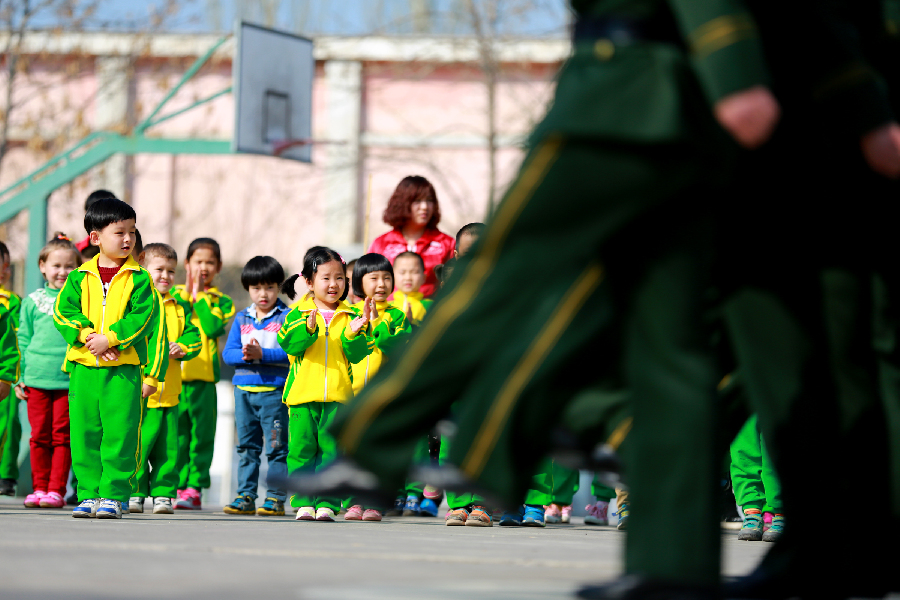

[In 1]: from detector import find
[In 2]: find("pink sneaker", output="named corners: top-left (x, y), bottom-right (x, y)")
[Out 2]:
top-left (561, 505), bottom-right (573, 524)
top-left (362, 509), bottom-right (383, 521)
top-left (24, 490), bottom-right (46, 508)
top-left (544, 504), bottom-right (562, 524)
top-left (423, 485), bottom-right (442, 500)
top-left (584, 501), bottom-right (610, 525)
top-left (39, 491), bottom-right (65, 508)
top-left (174, 488), bottom-right (201, 510)
top-left (344, 505), bottom-right (364, 520)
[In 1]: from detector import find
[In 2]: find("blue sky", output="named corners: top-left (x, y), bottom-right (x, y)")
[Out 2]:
top-left (31, 0), bottom-right (571, 37)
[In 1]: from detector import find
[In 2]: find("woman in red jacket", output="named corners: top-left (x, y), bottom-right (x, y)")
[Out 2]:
top-left (368, 176), bottom-right (455, 297)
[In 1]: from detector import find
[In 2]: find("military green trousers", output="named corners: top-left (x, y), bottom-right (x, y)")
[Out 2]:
top-left (0, 394), bottom-right (21, 480)
top-left (177, 380), bottom-right (217, 490)
top-left (69, 363), bottom-right (142, 502)
top-left (134, 405), bottom-right (179, 498)
top-left (334, 134), bottom-right (724, 585)
top-left (729, 414), bottom-right (781, 513)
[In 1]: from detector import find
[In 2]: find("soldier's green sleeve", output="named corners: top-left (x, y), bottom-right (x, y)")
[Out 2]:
top-left (667, 0), bottom-right (770, 104)
top-left (0, 309), bottom-right (19, 384)
top-left (175, 305), bottom-right (202, 361)
top-left (142, 290), bottom-right (168, 386)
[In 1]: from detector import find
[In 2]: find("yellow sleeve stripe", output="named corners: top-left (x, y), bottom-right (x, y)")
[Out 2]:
top-left (53, 294), bottom-right (81, 330)
top-left (688, 14), bottom-right (757, 59)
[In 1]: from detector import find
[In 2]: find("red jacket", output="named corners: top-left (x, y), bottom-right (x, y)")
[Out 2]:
top-left (368, 228), bottom-right (455, 297)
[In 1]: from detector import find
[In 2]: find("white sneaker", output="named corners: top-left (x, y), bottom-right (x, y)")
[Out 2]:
top-left (296, 506), bottom-right (315, 521)
top-left (72, 498), bottom-right (99, 518)
top-left (96, 498), bottom-right (123, 519)
top-left (315, 507), bottom-right (336, 522)
top-left (152, 497), bottom-right (174, 514)
top-left (128, 497), bottom-right (145, 513)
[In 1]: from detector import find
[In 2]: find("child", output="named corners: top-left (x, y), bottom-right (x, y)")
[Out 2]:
top-left (17, 234), bottom-right (80, 508)
top-left (392, 251), bottom-right (429, 324)
top-left (221, 256), bottom-right (291, 517)
top-left (731, 414), bottom-right (783, 542)
top-left (129, 243), bottom-right (202, 514)
top-left (173, 237), bottom-right (235, 510)
top-left (345, 258), bottom-right (361, 305)
top-left (0, 240), bottom-right (22, 496)
top-left (53, 198), bottom-right (161, 518)
top-left (346, 253), bottom-right (410, 522)
top-left (278, 247), bottom-right (372, 522)
top-left (454, 222), bottom-right (484, 259)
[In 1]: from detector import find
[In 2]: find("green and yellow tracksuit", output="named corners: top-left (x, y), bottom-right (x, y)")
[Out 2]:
top-left (173, 284), bottom-right (234, 491)
top-left (53, 255), bottom-right (159, 503)
top-left (729, 414), bottom-right (781, 514)
top-left (135, 292), bottom-right (202, 499)
top-left (279, 297), bottom-right (372, 511)
top-left (0, 288), bottom-right (21, 482)
top-left (392, 291), bottom-right (427, 326)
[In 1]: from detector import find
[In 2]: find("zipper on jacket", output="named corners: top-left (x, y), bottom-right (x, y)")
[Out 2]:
top-left (323, 319), bottom-right (329, 402)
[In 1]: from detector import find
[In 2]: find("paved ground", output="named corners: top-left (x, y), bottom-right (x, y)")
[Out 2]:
top-left (0, 499), bottom-right (775, 600)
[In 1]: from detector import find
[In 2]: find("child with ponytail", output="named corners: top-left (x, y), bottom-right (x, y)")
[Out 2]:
top-left (278, 247), bottom-right (373, 521)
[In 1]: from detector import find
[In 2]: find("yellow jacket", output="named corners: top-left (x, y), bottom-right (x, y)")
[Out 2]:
top-left (53, 255), bottom-right (157, 370)
top-left (145, 292), bottom-right (203, 408)
top-left (351, 300), bottom-right (410, 394)
top-left (392, 290), bottom-right (428, 325)
top-left (173, 285), bottom-right (234, 383)
top-left (278, 297), bottom-right (372, 405)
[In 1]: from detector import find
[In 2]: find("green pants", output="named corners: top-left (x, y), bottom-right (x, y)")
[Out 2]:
top-left (730, 414), bottom-right (781, 513)
top-left (591, 474), bottom-right (616, 503)
top-left (403, 436), bottom-right (431, 497)
top-left (134, 405), bottom-right (179, 498)
top-left (439, 435), bottom-right (483, 510)
top-left (0, 394), bottom-right (21, 480)
top-left (288, 402), bottom-right (341, 512)
top-left (69, 363), bottom-right (142, 502)
top-left (177, 380), bottom-right (217, 490)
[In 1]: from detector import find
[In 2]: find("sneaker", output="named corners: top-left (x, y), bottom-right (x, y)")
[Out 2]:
top-left (295, 506), bottom-right (315, 521)
top-left (466, 505), bottom-right (493, 527)
top-left (499, 507), bottom-right (523, 526)
top-left (738, 511), bottom-right (764, 541)
top-left (0, 478), bottom-right (15, 496)
top-left (152, 497), bottom-right (174, 514)
top-left (384, 496), bottom-right (405, 517)
top-left (762, 514), bottom-right (784, 543)
top-left (37, 491), bottom-right (64, 508)
top-left (96, 498), bottom-right (123, 519)
top-left (120, 501), bottom-right (129, 514)
top-left (362, 509), bottom-right (383, 521)
top-left (402, 494), bottom-right (421, 516)
top-left (223, 494), bottom-right (256, 515)
top-left (257, 497), bottom-right (284, 516)
top-left (544, 504), bottom-right (562, 524)
top-left (561, 505), bottom-right (573, 524)
top-left (24, 490), bottom-right (47, 508)
top-left (315, 507), bottom-right (336, 521)
top-left (174, 487), bottom-right (201, 510)
top-left (345, 505), bottom-right (364, 520)
top-left (128, 497), bottom-right (145, 513)
top-left (616, 502), bottom-right (630, 530)
top-left (522, 504), bottom-right (546, 527)
top-left (423, 485), bottom-right (442, 500)
top-left (72, 498), bottom-right (99, 518)
top-left (584, 501), bottom-right (610, 525)
top-left (445, 507), bottom-right (469, 526)
top-left (420, 498), bottom-right (439, 517)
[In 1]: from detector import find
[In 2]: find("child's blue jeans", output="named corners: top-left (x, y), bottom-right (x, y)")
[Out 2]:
top-left (234, 387), bottom-right (289, 502)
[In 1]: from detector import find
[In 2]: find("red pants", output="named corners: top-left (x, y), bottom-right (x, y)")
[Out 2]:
top-left (26, 388), bottom-right (71, 495)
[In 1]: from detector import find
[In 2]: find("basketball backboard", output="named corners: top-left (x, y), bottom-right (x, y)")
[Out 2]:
top-left (233, 22), bottom-right (314, 162)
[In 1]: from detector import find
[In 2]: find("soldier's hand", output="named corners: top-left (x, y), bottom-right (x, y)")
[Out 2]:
top-left (861, 122), bottom-right (900, 179)
top-left (306, 309), bottom-right (318, 333)
top-left (714, 85), bottom-right (780, 149)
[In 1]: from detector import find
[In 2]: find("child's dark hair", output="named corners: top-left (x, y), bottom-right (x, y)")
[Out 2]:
top-left (0, 241), bottom-right (9, 262)
top-left (138, 243), bottom-right (177, 265)
top-left (84, 198), bottom-right (136, 234)
top-left (352, 253), bottom-right (394, 299)
top-left (456, 222), bottom-right (484, 248)
top-left (394, 251), bottom-right (424, 271)
top-left (186, 237), bottom-right (222, 263)
top-left (133, 229), bottom-right (143, 258)
top-left (84, 189), bottom-right (117, 212)
top-left (39, 232), bottom-right (81, 266)
top-left (241, 256), bottom-right (285, 290)
top-left (281, 247), bottom-right (347, 301)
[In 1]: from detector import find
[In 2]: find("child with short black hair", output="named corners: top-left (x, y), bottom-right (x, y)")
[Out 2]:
top-left (222, 255), bottom-right (291, 516)
top-left (345, 258), bottom-right (361, 305)
top-left (454, 223), bottom-right (484, 258)
top-left (173, 237), bottom-right (235, 510)
top-left (392, 251), bottom-right (429, 324)
top-left (54, 198), bottom-right (161, 518)
top-left (0, 240), bottom-right (22, 496)
top-left (18, 234), bottom-right (80, 509)
top-left (129, 243), bottom-right (202, 515)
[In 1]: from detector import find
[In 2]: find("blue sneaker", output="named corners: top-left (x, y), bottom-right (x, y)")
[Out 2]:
top-left (499, 505), bottom-right (524, 526)
top-left (385, 496), bottom-right (405, 516)
top-left (72, 498), bottom-right (99, 518)
top-left (96, 498), bottom-right (123, 519)
top-left (420, 498), bottom-right (439, 517)
top-left (402, 494), bottom-right (421, 516)
top-left (522, 504), bottom-right (546, 527)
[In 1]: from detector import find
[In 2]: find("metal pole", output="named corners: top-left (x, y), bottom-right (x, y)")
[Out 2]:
top-left (25, 196), bottom-right (48, 293)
